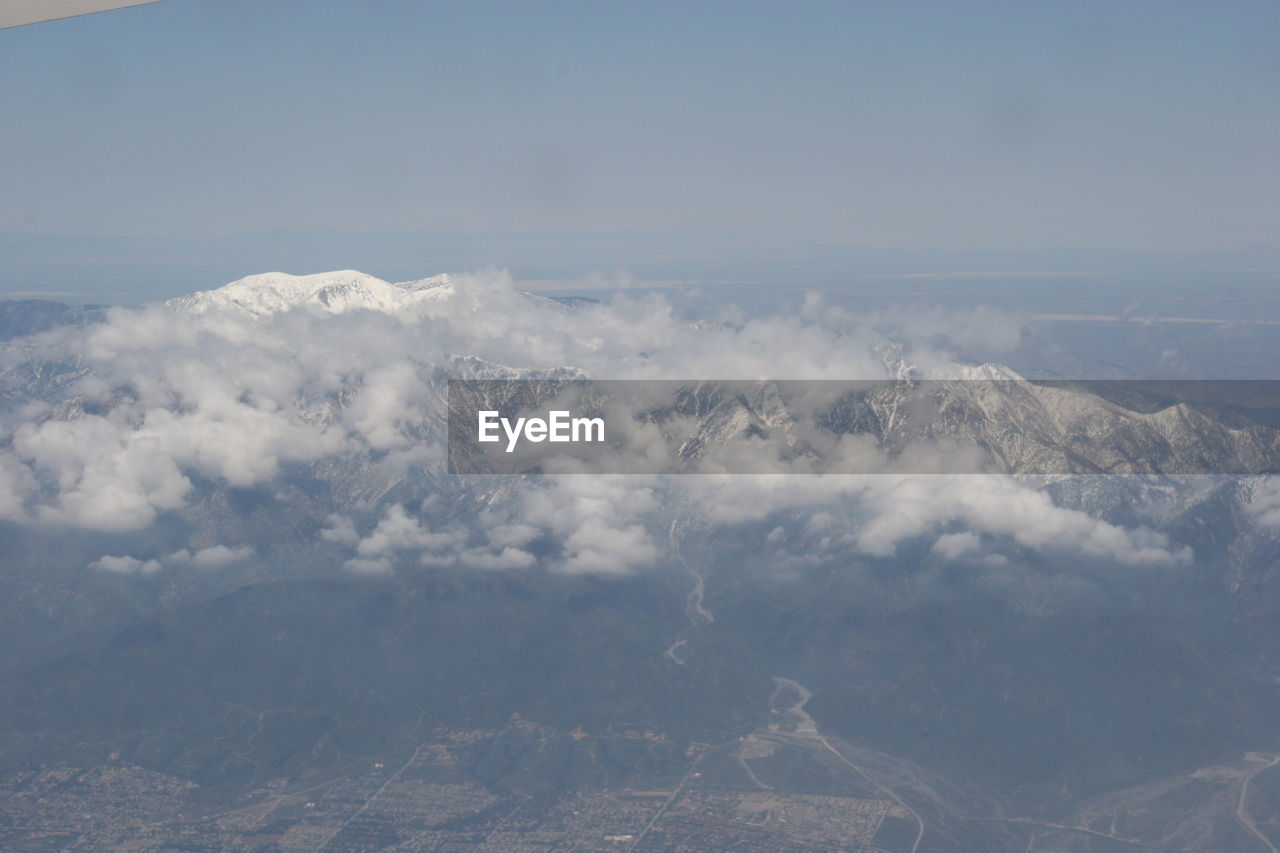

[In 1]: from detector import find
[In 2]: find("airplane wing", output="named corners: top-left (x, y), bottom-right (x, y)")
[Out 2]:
top-left (0, 0), bottom-right (165, 30)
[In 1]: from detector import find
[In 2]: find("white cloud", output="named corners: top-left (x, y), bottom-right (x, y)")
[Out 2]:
top-left (0, 454), bottom-right (34, 522)
top-left (686, 474), bottom-right (1189, 567)
top-left (2, 268), bottom-right (1196, 575)
top-left (462, 546), bottom-right (537, 570)
top-left (1248, 477), bottom-right (1280, 529)
top-left (855, 476), bottom-right (1189, 566)
top-left (87, 544), bottom-right (254, 574)
top-left (165, 544), bottom-right (255, 568)
top-left (320, 514), bottom-right (360, 546)
top-left (89, 555), bottom-right (163, 574)
top-left (933, 531), bottom-right (982, 559)
top-left (1, 268), bottom-right (975, 533)
top-left (344, 557), bottom-right (393, 574)
top-left (518, 476), bottom-right (662, 574)
top-left (355, 504), bottom-right (459, 557)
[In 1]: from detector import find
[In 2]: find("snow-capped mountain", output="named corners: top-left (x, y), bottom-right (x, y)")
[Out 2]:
top-left (0, 269), bottom-right (1276, 590)
top-left (3, 270), bottom-right (1280, 839)
top-left (169, 270), bottom-right (455, 317)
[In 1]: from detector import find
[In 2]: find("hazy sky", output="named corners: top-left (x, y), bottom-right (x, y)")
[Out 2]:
top-left (1, 0), bottom-right (1277, 251)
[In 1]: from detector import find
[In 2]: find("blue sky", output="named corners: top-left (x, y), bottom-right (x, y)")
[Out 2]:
top-left (1, 0), bottom-right (1277, 253)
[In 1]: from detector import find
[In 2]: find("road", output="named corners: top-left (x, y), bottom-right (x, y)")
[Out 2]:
top-left (769, 678), bottom-right (926, 853)
top-left (1237, 755), bottom-right (1280, 853)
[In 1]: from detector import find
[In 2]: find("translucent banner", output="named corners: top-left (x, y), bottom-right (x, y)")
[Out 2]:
top-left (447, 379), bottom-right (1280, 475)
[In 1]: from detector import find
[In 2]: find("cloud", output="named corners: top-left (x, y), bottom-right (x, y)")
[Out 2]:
top-left (340, 503), bottom-right (539, 572)
top-left (344, 557), bottom-right (394, 574)
top-left (1248, 477), bottom-right (1280, 529)
top-left (517, 476), bottom-right (662, 574)
top-left (353, 504), bottom-right (460, 557)
top-left (461, 546), bottom-right (537, 570)
top-left (165, 545), bottom-right (255, 568)
top-left (327, 480), bottom-right (662, 575)
top-left (88, 544), bottom-right (254, 574)
top-left (933, 531), bottom-right (982, 559)
top-left (320, 514), bottom-right (360, 546)
top-left (0, 454), bottom-right (34, 522)
top-left (1, 268), bottom-right (993, 535)
top-left (89, 555), bottom-right (163, 574)
top-left (853, 476), bottom-right (1189, 566)
top-left (15, 416), bottom-right (192, 531)
top-left (2, 268), bottom-right (1194, 574)
top-left (685, 474), bottom-right (1189, 567)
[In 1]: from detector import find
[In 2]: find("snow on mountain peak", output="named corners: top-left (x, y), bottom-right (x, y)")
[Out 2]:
top-left (393, 274), bottom-right (454, 296)
top-left (169, 270), bottom-right (455, 318)
top-left (957, 362), bottom-right (1026, 381)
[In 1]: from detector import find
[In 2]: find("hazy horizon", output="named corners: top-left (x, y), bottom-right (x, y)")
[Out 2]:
top-left (4, 226), bottom-right (1279, 306)
top-left (2, 0), bottom-right (1277, 260)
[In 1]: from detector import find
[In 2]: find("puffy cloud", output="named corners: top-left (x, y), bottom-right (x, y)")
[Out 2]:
top-left (165, 545), bottom-right (255, 568)
top-left (328, 480), bottom-right (662, 575)
top-left (89, 555), bottom-right (163, 574)
top-left (354, 504), bottom-right (459, 557)
top-left (0, 453), bottom-right (34, 522)
top-left (1, 268), bottom-right (988, 533)
top-left (562, 519), bottom-right (656, 575)
top-left (518, 476), bottom-right (662, 574)
top-left (87, 544), bottom-right (254, 574)
top-left (344, 557), bottom-right (394, 574)
top-left (342, 362), bottom-right (432, 450)
top-left (486, 523), bottom-right (539, 548)
top-left (320, 514), bottom-right (360, 546)
top-left (853, 476), bottom-right (1189, 565)
top-left (2, 268), bottom-right (1194, 574)
top-left (461, 546), bottom-right (537, 570)
top-left (14, 416), bottom-right (192, 531)
top-left (338, 503), bottom-right (530, 572)
top-left (686, 474), bottom-right (1189, 567)
top-left (1248, 477), bottom-right (1280, 529)
top-left (932, 531), bottom-right (982, 559)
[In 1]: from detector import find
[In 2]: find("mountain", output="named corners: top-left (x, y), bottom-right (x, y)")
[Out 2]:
top-left (0, 299), bottom-right (103, 341)
top-left (1, 271), bottom-right (1278, 851)
top-left (169, 270), bottom-right (456, 317)
top-left (465, 375), bottom-right (1280, 475)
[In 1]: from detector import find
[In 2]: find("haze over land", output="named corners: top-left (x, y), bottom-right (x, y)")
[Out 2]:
top-left (1, 271), bottom-right (1280, 850)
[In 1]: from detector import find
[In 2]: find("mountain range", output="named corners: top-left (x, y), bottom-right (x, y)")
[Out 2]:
top-left (1, 271), bottom-right (1278, 851)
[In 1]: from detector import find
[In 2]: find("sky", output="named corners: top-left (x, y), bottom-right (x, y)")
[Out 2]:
top-left (0, 0), bottom-right (1277, 256)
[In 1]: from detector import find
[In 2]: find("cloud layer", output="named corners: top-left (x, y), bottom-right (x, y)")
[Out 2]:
top-left (0, 269), bottom-right (1193, 573)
